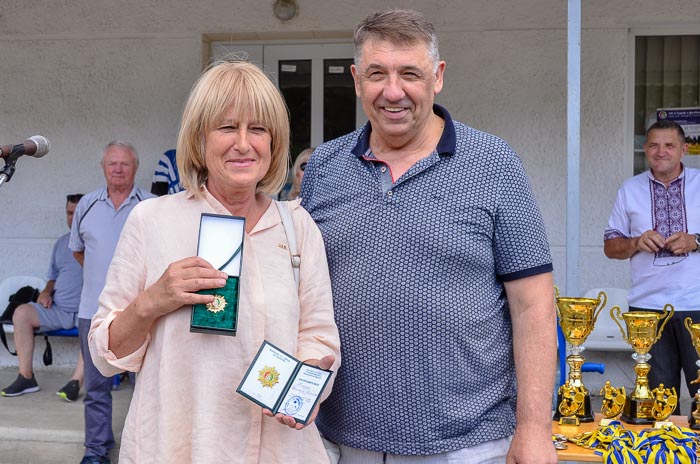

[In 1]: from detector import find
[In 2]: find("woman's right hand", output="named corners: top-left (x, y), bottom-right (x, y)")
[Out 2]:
top-left (135, 256), bottom-right (228, 320)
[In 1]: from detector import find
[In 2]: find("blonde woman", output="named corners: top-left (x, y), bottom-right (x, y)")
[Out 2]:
top-left (89, 61), bottom-right (340, 463)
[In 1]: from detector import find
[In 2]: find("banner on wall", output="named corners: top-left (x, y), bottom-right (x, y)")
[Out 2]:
top-left (657, 107), bottom-right (700, 156)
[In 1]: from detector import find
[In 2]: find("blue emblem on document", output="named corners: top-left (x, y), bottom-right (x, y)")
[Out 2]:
top-left (284, 396), bottom-right (303, 415)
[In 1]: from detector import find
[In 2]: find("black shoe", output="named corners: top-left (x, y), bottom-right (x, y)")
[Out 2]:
top-left (57, 379), bottom-right (80, 402)
top-left (79, 456), bottom-right (111, 464)
top-left (0, 373), bottom-right (40, 397)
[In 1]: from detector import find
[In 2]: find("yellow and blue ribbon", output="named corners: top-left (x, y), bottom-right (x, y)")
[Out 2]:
top-left (569, 422), bottom-right (700, 464)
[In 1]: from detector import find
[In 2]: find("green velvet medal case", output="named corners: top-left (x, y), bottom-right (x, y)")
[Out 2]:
top-left (190, 213), bottom-right (244, 336)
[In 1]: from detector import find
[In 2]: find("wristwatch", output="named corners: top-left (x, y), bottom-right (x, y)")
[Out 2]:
top-left (695, 233), bottom-right (700, 252)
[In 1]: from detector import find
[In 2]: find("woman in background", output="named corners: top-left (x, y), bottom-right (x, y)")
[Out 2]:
top-left (286, 147), bottom-right (314, 200)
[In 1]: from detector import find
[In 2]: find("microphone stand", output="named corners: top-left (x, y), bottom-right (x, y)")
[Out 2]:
top-left (0, 149), bottom-right (22, 190)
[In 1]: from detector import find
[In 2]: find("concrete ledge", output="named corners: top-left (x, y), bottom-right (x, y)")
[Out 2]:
top-left (0, 426), bottom-right (83, 443)
top-left (0, 440), bottom-right (86, 464)
top-left (0, 332), bottom-right (80, 368)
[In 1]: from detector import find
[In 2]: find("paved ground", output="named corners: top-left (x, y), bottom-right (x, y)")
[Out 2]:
top-left (0, 367), bottom-right (133, 464)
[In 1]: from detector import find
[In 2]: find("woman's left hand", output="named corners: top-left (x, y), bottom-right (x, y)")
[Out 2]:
top-left (263, 354), bottom-right (335, 430)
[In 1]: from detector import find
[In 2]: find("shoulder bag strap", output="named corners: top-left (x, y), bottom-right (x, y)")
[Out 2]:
top-left (274, 200), bottom-right (300, 288)
top-left (0, 323), bottom-right (17, 356)
top-left (43, 335), bottom-right (53, 366)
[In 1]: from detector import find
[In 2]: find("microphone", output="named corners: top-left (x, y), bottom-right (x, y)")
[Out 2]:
top-left (0, 135), bottom-right (51, 159)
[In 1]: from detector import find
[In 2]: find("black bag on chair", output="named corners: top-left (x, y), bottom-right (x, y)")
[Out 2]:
top-left (0, 285), bottom-right (40, 355)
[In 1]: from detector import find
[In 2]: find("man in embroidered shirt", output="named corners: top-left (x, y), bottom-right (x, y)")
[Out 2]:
top-left (70, 141), bottom-right (154, 464)
top-left (301, 9), bottom-right (557, 464)
top-left (604, 119), bottom-right (700, 410)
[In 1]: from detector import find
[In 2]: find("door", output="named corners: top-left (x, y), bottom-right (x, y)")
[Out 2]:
top-left (211, 42), bottom-right (365, 161)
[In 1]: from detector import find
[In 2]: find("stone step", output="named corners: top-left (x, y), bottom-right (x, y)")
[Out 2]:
top-left (0, 367), bottom-right (131, 463)
top-left (0, 428), bottom-right (123, 463)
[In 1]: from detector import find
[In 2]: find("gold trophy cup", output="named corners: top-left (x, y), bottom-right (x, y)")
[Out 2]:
top-left (610, 304), bottom-right (674, 424)
top-left (554, 289), bottom-right (607, 424)
top-left (684, 317), bottom-right (700, 429)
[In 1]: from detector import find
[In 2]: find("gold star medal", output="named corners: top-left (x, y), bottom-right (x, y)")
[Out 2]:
top-left (206, 294), bottom-right (227, 313)
top-left (258, 366), bottom-right (280, 388)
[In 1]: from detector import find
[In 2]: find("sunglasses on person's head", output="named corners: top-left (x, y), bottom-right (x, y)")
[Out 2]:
top-left (66, 194), bottom-right (84, 203)
top-left (300, 162), bottom-right (307, 172)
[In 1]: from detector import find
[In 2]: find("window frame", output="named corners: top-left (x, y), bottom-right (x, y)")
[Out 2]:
top-left (627, 25), bottom-right (700, 176)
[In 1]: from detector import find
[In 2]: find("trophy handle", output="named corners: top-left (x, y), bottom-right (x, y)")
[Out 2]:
top-left (592, 291), bottom-right (607, 326)
top-left (655, 303), bottom-right (675, 343)
top-left (610, 306), bottom-right (628, 342)
top-left (554, 285), bottom-right (560, 299)
top-left (685, 317), bottom-right (694, 333)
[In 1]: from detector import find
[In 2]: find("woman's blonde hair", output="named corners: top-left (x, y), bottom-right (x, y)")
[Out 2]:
top-left (177, 60), bottom-right (290, 196)
top-left (288, 147), bottom-right (315, 199)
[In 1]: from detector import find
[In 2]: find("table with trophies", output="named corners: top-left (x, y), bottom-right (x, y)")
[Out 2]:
top-left (552, 290), bottom-right (700, 462)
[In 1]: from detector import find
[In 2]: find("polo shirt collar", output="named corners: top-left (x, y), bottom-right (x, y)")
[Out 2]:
top-left (98, 184), bottom-right (141, 204)
top-left (350, 104), bottom-right (456, 158)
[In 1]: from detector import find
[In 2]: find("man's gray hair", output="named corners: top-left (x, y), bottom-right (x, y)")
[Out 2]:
top-left (102, 140), bottom-right (139, 166)
top-left (353, 9), bottom-right (440, 71)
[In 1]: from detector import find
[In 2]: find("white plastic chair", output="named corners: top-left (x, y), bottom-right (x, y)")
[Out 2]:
top-left (583, 287), bottom-right (632, 351)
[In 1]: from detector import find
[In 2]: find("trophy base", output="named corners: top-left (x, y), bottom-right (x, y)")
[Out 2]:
top-left (689, 415), bottom-right (700, 430)
top-left (653, 421), bottom-right (673, 428)
top-left (552, 392), bottom-right (595, 423)
top-left (621, 397), bottom-right (654, 425)
top-left (558, 416), bottom-right (580, 426)
top-left (689, 405), bottom-right (700, 430)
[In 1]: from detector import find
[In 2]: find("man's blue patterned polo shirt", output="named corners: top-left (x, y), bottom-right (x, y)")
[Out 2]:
top-left (301, 105), bottom-right (553, 455)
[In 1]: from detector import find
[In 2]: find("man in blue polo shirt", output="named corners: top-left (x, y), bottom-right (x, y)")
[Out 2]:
top-left (70, 141), bottom-right (153, 464)
top-left (301, 9), bottom-right (557, 464)
top-left (1, 193), bottom-right (85, 400)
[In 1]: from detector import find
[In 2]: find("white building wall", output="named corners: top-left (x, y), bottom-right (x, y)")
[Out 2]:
top-left (0, 1), bottom-right (698, 297)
